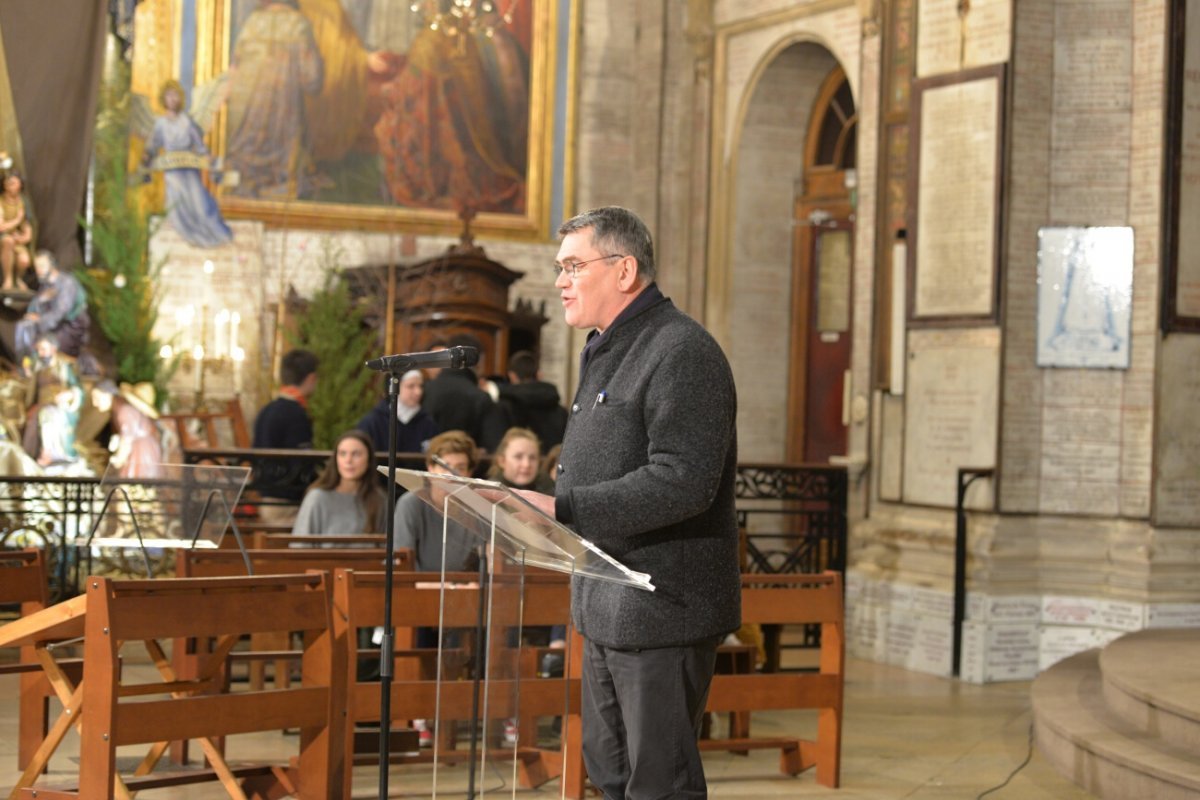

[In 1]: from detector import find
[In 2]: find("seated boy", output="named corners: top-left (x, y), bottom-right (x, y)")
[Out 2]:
top-left (392, 429), bottom-right (481, 572)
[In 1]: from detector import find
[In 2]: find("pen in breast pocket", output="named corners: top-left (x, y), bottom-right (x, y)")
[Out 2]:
top-left (593, 390), bottom-right (607, 409)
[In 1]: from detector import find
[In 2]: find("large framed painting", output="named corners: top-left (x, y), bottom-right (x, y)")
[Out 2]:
top-left (174, 0), bottom-right (563, 238)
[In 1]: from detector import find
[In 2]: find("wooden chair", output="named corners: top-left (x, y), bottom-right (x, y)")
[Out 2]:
top-left (160, 398), bottom-right (250, 450)
top-left (15, 573), bottom-right (342, 800)
top-left (0, 549), bottom-right (84, 773)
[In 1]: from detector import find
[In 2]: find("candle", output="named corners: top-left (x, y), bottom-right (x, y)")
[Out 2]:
top-left (230, 311), bottom-right (241, 356)
top-left (214, 309), bottom-right (230, 358)
top-left (192, 345), bottom-right (205, 392)
top-left (177, 305), bottom-right (195, 350)
top-left (232, 346), bottom-right (245, 394)
top-left (200, 303), bottom-right (210, 355)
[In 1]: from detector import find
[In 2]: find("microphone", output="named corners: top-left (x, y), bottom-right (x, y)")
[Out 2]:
top-left (430, 453), bottom-right (463, 476)
top-left (364, 345), bottom-right (479, 372)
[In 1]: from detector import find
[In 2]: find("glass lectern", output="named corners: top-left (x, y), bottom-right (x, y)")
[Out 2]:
top-left (387, 467), bottom-right (654, 798)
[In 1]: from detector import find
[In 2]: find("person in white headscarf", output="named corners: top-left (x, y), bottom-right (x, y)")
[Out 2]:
top-left (354, 369), bottom-right (439, 456)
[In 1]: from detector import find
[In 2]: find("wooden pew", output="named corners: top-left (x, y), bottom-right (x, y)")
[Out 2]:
top-left (0, 549), bottom-right (83, 773)
top-left (175, 547), bottom-right (408, 688)
top-left (13, 573), bottom-right (342, 800)
top-left (249, 532), bottom-right (387, 549)
top-left (331, 567), bottom-right (584, 799)
top-left (699, 571), bottom-right (844, 788)
top-left (170, 547), bottom-right (409, 766)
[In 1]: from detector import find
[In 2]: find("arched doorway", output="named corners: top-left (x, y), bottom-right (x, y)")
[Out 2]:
top-left (727, 42), bottom-right (840, 463)
top-left (787, 65), bottom-right (857, 464)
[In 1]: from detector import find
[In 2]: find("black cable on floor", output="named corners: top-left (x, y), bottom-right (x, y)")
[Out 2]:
top-left (976, 721), bottom-right (1035, 799)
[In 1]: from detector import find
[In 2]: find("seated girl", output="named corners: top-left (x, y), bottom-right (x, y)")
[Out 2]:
top-left (488, 427), bottom-right (554, 492)
top-left (292, 429), bottom-right (386, 536)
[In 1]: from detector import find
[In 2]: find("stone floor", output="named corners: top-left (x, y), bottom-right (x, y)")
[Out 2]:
top-left (0, 657), bottom-right (1096, 799)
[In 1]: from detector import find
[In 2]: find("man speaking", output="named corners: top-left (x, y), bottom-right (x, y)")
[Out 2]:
top-left (517, 206), bottom-right (740, 799)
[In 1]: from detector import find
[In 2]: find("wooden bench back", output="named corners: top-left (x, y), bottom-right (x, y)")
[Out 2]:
top-left (331, 567), bottom-right (580, 798)
top-left (0, 549), bottom-right (48, 610)
top-left (249, 532), bottom-right (388, 549)
top-left (176, 547), bottom-right (411, 579)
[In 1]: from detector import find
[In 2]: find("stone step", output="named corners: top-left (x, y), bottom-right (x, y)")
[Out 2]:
top-left (1033, 649), bottom-right (1200, 800)
top-left (1100, 629), bottom-right (1200, 754)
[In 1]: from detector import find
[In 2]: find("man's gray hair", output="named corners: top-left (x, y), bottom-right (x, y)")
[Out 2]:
top-left (558, 206), bottom-right (656, 283)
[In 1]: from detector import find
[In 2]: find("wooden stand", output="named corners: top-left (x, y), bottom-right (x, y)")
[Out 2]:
top-left (11, 573), bottom-right (342, 800)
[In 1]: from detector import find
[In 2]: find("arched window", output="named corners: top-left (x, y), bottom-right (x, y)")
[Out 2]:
top-left (806, 67), bottom-right (857, 172)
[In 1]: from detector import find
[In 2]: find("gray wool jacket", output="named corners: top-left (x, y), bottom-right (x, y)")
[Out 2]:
top-left (555, 288), bottom-right (741, 649)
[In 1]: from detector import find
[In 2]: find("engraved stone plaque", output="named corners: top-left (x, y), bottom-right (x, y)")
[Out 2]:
top-left (912, 72), bottom-right (1001, 319)
top-left (902, 328), bottom-right (999, 508)
top-left (1155, 335), bottom-right (1200, 526)
top-left (917, 0), bottom-right (1011, 78)
top-left (1177, 0), bottom-right (1200, 317)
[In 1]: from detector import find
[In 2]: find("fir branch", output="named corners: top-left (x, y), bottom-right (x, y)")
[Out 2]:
top-left (287, 247), bottom-right (378, 448)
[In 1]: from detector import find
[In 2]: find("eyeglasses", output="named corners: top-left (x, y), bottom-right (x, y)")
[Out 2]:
top-left (551, 253), bottom-right (625, 280)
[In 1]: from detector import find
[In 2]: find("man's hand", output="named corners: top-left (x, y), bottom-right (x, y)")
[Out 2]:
top-left (512, 488), bottom-right (556, 519)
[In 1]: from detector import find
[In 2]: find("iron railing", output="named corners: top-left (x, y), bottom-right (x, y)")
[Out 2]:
top-left (0, 454), bottom-right (848, 608)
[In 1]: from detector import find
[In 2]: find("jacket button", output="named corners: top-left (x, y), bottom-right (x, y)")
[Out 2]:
top-left (556, 463), bottom-right (565, 474)
top-left (571, 404), bottom-right (580, 413)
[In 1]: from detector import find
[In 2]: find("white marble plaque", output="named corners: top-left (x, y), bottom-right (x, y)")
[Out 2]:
top-left (890, 240), bottom-right (907, 394)
top-left (1155, 336), bottom-right (1200, 526)
top-left (916, 0), bottom-right (1011, 78)
top-left (914, 74), bottom-right (1000, 318)
top-left (1035, 227), bottom-right (1133, 369)
top-left (879, 392), bottom-right (904, 502)
top-left (902, 328), bottom-right (999, 507)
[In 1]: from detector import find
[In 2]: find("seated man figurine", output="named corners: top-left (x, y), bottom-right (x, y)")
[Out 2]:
top-left (22, 332), bottom-right (83, 468)
top-left (15, 251), bottom-right (90, 368)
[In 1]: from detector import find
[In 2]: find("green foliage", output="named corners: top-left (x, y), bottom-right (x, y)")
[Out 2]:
top-left (287, 246), bottom-right (378, 449)
top-left (77, 54), bottom-right (177, 401)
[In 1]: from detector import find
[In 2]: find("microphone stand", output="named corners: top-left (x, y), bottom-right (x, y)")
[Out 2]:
top-left (378, 370), bottom-right (402, 799)
top-left (368, 348), bottom-right (479, 795)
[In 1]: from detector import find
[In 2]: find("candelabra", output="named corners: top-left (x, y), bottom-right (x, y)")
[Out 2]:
top-left (411, 0), bottom-right (515, 38)
top-left (159, 263), bottom-right (247, 408)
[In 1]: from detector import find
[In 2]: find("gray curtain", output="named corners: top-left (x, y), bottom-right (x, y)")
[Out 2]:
top-left (0, 0), bottom-right (108, 267)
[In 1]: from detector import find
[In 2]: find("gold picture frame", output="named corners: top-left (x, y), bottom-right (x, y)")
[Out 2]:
top-left (181, 0), bottom-right (561, 240)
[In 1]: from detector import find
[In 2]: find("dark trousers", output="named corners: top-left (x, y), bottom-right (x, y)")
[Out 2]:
top-left (581, 636), bottom-right (720, 800)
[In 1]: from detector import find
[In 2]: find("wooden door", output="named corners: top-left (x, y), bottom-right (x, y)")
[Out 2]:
top-left (786, 64), bottom-right (857, 465)
top-left (788, 200), bottom-right (854, 464)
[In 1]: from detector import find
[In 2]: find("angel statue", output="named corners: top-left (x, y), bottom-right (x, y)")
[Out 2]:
top-left (131, 78), bottom-right (234, 248)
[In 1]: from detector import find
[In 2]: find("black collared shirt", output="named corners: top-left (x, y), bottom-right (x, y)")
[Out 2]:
top-left (578, 282), bottom-right (665, 378)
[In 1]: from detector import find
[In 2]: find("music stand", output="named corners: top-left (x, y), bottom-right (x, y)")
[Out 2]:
top-left (387, 466), bottom-right (653, 798)
top-left (81, 462), bottom-right (253, 578)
